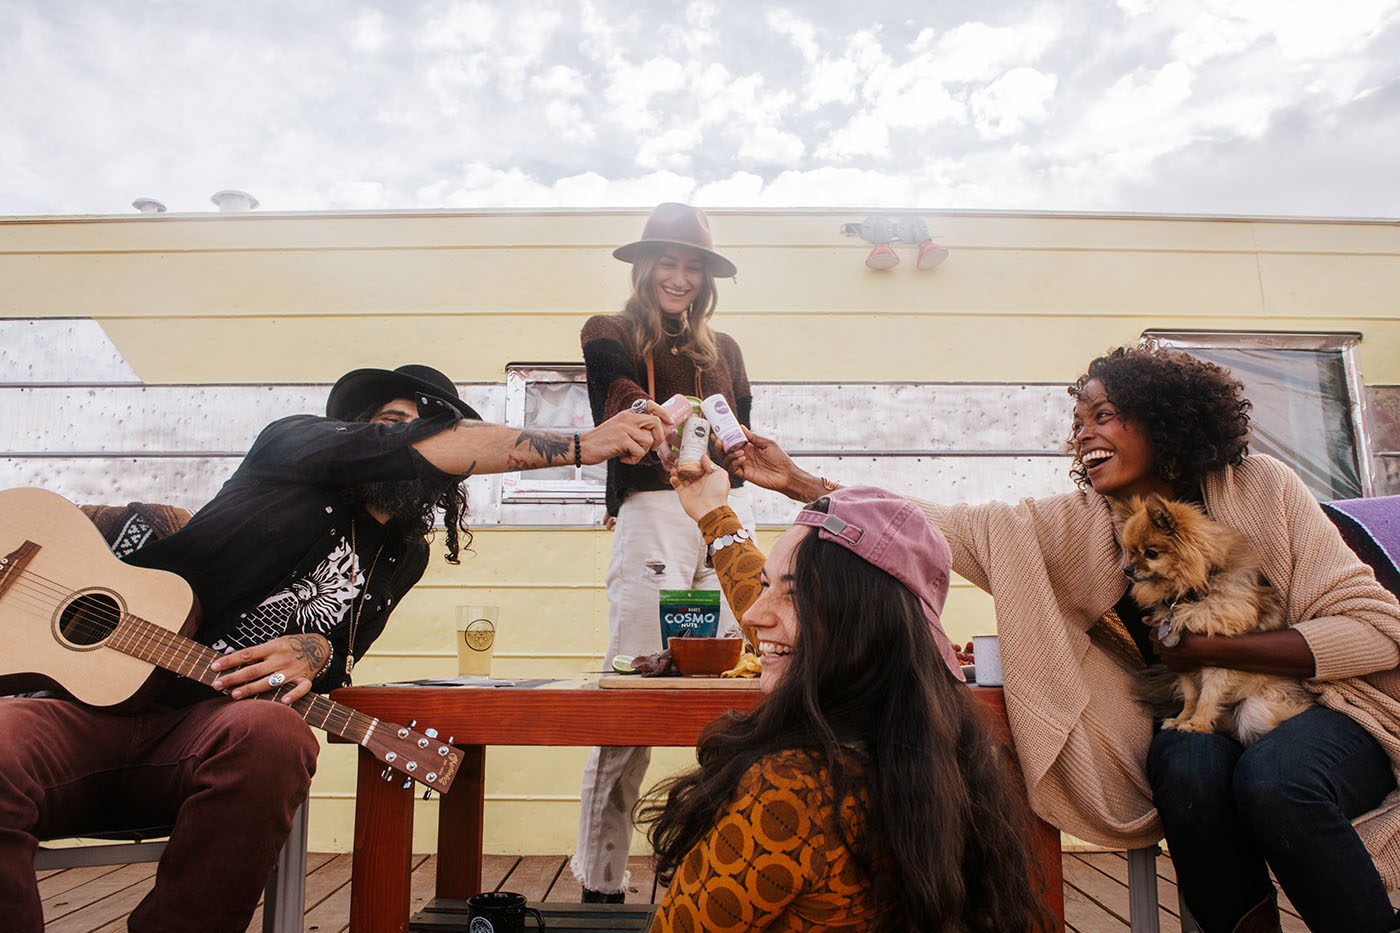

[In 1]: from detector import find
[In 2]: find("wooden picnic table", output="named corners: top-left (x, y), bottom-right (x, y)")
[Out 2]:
top-left (331, 678), bottom-right (1065, 932)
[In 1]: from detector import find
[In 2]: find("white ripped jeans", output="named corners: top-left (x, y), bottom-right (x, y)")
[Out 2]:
top-left (571, 487), bottom-right (754, 894)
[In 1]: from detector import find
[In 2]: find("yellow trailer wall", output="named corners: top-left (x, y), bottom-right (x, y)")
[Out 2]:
top-left (2, 208), bottom-right (1398, 852)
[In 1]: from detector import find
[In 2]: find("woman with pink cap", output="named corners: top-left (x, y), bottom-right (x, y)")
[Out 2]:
top-left (574, 204), bottom-right (758, 902)
top-left (637, 462), bottom-right (1047, 932)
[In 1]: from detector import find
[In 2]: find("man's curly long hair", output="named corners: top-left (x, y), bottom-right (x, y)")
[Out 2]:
top-left (1068, 346), bottom-right (1252, 493)
top-left (351, 405), bottom-right (472, 564)
top-left (638, 498), bottom-right (1050, 932)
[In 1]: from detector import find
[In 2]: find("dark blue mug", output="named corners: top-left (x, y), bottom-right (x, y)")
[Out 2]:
top-left (467, 891), bottom-right (546, 932)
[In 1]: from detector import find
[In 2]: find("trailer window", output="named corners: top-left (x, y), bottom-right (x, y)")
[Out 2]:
top-left (1141, 331), bottom-right (1370, 500)
top-left (500, 364), bottom-right (607, 503)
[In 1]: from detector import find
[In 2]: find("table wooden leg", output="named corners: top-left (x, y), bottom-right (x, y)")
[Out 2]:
top-left (436, 744), bottom-right (485, 899)
top-left (1030, 815), bottom-right (1065, 932)
top-left (350, 747), bottom-right (415, 933)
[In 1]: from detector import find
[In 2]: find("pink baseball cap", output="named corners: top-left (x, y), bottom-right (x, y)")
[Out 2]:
top-left (792, 486), bottom-right (964, 682)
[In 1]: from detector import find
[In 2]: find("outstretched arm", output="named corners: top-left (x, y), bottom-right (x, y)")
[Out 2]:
top-left (671, 457), bottom-right (764, 637)
top-left (723, 427), bottom-right (831, 503)
top-left (411, 410), bottom-right (666, 476)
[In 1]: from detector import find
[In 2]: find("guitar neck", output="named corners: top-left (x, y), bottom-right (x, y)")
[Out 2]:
top-left (111, 612), bottom-right (380, 746)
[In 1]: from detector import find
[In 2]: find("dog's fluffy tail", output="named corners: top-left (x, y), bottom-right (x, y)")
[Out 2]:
top-left (1132, 664), bottom-right (1183, 720)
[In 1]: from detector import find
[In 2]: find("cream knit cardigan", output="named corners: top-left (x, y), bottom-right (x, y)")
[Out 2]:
top-left (913, 454), bottom-right (1400, 885)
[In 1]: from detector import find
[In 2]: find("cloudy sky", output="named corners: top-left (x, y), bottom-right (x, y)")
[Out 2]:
top-left (2, 0), bottom-right (1398, 217)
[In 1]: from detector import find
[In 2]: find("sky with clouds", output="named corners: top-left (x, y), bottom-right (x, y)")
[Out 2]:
top-left (2, 0), bottom-right (1398, 217)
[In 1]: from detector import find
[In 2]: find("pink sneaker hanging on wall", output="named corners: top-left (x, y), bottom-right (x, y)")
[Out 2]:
top-left (842, 214), bottom-right (949, 271)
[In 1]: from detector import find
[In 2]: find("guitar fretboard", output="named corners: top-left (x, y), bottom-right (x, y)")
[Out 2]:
top-left (110, 612), bottom-right (381, 745)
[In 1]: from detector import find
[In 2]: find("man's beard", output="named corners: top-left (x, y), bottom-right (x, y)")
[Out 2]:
top-left (353, 476), bottom-right (449, 527)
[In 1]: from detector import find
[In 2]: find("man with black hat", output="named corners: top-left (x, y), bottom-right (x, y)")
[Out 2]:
top-left (0, 364), bottom-right (665, 933)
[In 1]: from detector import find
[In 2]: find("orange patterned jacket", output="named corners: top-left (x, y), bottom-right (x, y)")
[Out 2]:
top-left (650, 506), bottom-right (879, 932)
top-left (650, 749), bottom-right (876, 932)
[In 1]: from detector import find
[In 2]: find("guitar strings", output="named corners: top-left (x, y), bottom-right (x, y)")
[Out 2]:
top-left (10, 567), bottom-right (346, 662)
top-left (7, 568), bottom-right (308, 654)
top-left (2, 573), bottom-right (396, 748)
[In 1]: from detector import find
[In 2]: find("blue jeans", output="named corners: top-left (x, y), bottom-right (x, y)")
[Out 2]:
top-left (1147, 706), bottom-right (1397, 933)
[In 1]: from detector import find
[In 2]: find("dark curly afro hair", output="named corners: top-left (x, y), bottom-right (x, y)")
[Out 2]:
top-left (1067, 346), bottom-right (1252, 493)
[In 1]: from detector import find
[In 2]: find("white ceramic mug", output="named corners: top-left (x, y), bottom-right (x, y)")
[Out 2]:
top-left (971, 634), bottom-right (1003, 687)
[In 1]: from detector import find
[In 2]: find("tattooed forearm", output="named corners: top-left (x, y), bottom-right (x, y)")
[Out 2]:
top-left (514, 429), bottom-right (573, 464)
top-left (288, 634), bottom-right (330, 677)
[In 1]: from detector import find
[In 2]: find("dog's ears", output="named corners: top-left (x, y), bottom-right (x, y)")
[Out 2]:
top-left (1145, 494), bottom-right (1177, 534)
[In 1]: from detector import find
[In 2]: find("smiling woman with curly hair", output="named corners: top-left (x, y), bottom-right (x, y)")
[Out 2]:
top-left (721, 345), bottom-right (1400, 933)
top-left (1067, 346), bottom-right (1252, 493)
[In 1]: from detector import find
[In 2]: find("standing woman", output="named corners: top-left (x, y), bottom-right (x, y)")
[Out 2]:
top-left (573, 203), bottom-right (757, 902)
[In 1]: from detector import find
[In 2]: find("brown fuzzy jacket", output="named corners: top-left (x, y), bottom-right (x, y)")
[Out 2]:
top-left (913, 454), bottom-right (1400, 884)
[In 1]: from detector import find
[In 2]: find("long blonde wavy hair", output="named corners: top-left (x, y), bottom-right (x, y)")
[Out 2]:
top-left (619, 248), bottom-right (721, 371)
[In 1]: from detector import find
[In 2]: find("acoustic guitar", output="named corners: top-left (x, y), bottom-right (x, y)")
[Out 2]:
top-left (0, 487), bottom-right (460, 792)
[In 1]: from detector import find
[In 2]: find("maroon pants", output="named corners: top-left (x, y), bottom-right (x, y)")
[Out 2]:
top-left (0, 695), bottom-right (319, 932)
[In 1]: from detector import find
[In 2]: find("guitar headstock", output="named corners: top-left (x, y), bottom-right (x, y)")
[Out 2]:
top-left (364, 720), bottom-right (462, 792)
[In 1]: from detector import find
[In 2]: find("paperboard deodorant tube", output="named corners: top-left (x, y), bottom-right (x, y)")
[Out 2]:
top-left (700, 394), bottom-right (747, 452)
top-left (677, 415), bottom-right (711, 478)
top-left (658, 393), bottom-right (695, 424)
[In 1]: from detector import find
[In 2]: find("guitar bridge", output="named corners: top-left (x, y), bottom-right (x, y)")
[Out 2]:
top-left (0, 540), bottom-right (40, 602)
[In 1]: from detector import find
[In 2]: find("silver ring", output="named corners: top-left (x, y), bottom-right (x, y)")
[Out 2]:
top-left (630, 398), bottom-right (649, 414)
top-left (268, 672), bottom-right (286, 687)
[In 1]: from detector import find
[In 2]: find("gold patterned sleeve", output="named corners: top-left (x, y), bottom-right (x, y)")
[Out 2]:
top-left (650, 757), bottom-right (815, 933)
top-left (650, 752), bottom-right (875, 933)
top-left (696, 505), bottom-right (766, 621)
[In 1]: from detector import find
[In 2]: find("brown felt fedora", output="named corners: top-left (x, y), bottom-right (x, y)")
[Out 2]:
top-left (613, 203), bottom-right (737, 278)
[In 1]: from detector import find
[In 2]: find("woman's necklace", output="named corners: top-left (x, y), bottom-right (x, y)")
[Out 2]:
top-left (345, 518), bottom-right (386, 676)
top-left (662, 314), bottom-right (688, 354)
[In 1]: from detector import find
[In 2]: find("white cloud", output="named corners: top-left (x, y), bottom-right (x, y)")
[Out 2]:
top-left (815, 111), bottom-right (891, 161)
top-left (533, 64), bottom-right (587, 97)
top-left (970, 67), bottom-right (1058, 139)
top-left (344, 10), bottom-right (387, 53)
top-left (636, 126), bottom-right (704, 171)
top-left (921, 19), bottom-right (1060, 83)
top-left (694, 171), bottom-right (766, 205)
top-left (418, 2), bottom-right (497, 51)
top-left (603, 56), bottom-right (689, 131)
top-left (1, 0), bottom-right (1398, 218)
top-left (544, 100), bottom-right (596, 144)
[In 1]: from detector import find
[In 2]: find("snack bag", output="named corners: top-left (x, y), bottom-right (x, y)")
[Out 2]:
top-left (659, 589), bottom-right (721, 642)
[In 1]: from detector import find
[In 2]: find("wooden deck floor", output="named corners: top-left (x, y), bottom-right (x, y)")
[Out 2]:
top-left (36, 848), bottom-right (1376, 931)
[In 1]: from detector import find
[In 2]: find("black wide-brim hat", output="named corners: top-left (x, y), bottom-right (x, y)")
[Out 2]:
top-left (613, 202), bottom-right (737, 278)
top-left (326, 364), bottom-right (481, 422)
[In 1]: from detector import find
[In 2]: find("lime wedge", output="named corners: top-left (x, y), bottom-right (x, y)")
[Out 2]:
top-left (611, 655), bottom-right (637, 674)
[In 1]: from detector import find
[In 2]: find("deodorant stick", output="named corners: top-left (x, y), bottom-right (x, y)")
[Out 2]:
top-left (677, 415), bottom-right (711, 479)
top-left (658, 393), bottom-right (695, 425)
top-left (700, 394), bottom-right (747, 453)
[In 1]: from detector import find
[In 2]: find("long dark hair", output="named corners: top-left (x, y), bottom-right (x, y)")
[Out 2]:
top-left (351, 405), bottom-right (472, 564)
top-left (639, 501), bottom-right (1048, 931)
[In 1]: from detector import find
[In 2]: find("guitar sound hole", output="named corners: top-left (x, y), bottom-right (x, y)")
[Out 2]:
top-left (58, 593), bottom-right (122, 646)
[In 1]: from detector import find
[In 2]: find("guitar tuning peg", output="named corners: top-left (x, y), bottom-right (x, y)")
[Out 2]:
top-left (381, 767), bottom-right (394, 782)
top-left (425, 727), bottom-right (438, 739)
top-left (401, 776), bottom-right (413, 790)
top-left (422, 788), bottom-right (434, 801)
top-left (408, 720), bottom-right (417, 729)
top-left (447, 736), bottom-right (455, 745)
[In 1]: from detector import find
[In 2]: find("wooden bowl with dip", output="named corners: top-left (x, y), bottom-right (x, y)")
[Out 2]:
top-left (668, 636), bottom-right (743, 676)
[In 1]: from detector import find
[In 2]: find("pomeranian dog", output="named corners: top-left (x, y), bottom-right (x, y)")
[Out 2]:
top-left (1113, 494), bottom-right (1314, 745)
